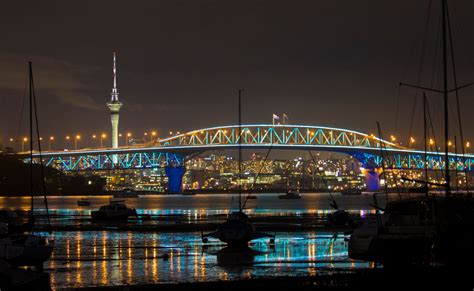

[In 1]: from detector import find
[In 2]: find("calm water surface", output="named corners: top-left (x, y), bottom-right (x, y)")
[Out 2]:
top-left (0, 194), bottom-right (380, 289)
top-left (46, 230), bottom-right (371, 290)
top-left (0, 193), bottom-right (386, 216)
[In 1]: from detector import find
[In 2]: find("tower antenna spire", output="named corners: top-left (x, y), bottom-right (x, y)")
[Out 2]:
top-left (107, 51), bottom-right (123, 153)
top-left (111, 51), bottom-right (119, 101)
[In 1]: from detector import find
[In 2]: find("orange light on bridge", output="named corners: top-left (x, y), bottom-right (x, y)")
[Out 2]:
top-left (127, 132), bottom-right (132, 137)
top-left (410, 137), bottom-right (415, 144)
top-left (429, 138), bottom-right (434, 145)
top-left (466, 141), bottom-right (470, 148)
top-left (390, 135), bottom-right (396, 142)
top-left (448, 140), bottom-right (452, 147)
top-left (66, 136), bottom-right (70, 140)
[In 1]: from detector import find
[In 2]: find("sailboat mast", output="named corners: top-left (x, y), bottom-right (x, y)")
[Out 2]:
top-left (29, 62), bottom-right (34, 212)
top-left (442, 0), bottom-right (450, 196)
top-left (238, 89), bottom-right (242, 211)
top-left (423, 93), bottom-right (428, 185)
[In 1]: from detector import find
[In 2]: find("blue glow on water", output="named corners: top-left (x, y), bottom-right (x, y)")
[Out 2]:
top-left (45, 231), bottom-right (371, 289)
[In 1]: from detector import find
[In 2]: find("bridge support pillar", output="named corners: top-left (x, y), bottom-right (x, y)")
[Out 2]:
top-left (361, 167), bottom-right (381, 192)
top-left (165, 166), bottom-right (185, 194)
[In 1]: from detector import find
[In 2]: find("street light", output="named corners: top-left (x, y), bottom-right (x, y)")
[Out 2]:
top-left (75, 135), bottom-right (81, 150)
top-left (151, 131), bottom-right (157, 142)
top-left (49, 136), bottom-right (54, 151)
top-left (126, 132), bottom-right (132, 146)
top-left (100, 133), bottom-right (106, 148)
top-left (22, 137), bottom-right (28, 152)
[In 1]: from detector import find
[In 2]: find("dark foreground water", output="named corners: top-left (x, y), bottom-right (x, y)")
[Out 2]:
top-left (0, 193), bottom-right (381, 290)
top-left (45, 230), bottom-right (372, 290)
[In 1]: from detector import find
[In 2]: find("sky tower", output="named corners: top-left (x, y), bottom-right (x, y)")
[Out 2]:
top-left (107, 51), bottom-right (123, 149)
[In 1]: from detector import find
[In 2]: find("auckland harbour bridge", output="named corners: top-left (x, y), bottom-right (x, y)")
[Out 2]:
top-left (28, 124), bottom-right (474, 193)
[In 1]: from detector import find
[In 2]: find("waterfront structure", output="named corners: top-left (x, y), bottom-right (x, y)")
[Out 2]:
top-left (31, 124), bottom-right (474, 193)
top-left (106, 52), bottom-right (123, 150)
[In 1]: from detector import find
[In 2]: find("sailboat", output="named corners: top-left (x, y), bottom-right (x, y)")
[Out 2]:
top-left (348, 0), bottom-right (474, 268)
top-left (0, 62), bottom-right (55, 270)
top-left (202, 90), bottom-right (275, 247)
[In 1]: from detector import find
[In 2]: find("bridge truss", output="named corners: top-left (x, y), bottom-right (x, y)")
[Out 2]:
top-left (30, 124), bottom-right (474, 172)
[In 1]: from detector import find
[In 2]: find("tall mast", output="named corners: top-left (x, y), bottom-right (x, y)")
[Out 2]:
top-left (238, 89), bottom-right (242, 211)
top-left (442, 0), bottom-right (450, 196)
top-left (29, 62), bottom-right (34, 213)
top-left (423, 92), bottom-right (429, 189)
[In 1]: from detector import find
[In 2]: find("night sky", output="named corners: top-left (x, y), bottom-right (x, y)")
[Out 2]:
top-left (1, 0), bottom-right (474, 149)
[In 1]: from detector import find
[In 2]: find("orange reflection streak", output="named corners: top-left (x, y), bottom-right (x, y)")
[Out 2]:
top-left (93, 237), bottom-right (97, 258)
top-left (127, 232), bottom-right (133, 283)
top-left (101, 260), bottom-right (107, 285)
top-left (66, 238), bottom-right (71, 284)
top-left (76, 232), bottom-right (82, 285)
top-left (101, 231), bottom-right (108, 285)
top-left (152, 239), bottom-right (158, 281)
top-left (176, 248), bottom-right (181, 275)
top-left (92, 237), bottom-right (97, 284)
top-left (200, 251), bottom-right (205, 278)
top-left (144, 240), bottom-right (148, 280)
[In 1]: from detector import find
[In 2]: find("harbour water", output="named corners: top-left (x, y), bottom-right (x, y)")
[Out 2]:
top-left (0, 193), bottom-right (380, 289)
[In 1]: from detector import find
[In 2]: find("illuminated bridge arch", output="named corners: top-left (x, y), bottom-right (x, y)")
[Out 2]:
top-left (158, 124), bottom-right (403, 152)
top-left (32, 124), bottom-right (474, 172)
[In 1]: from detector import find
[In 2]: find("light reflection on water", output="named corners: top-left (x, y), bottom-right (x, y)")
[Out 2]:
top-left (45, 231), bottom-right (371, 289)
top-left (0, 194), bottom-right (380, 226)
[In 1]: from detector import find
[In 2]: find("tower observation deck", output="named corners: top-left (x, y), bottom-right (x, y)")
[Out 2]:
top-left (107, 51), bottom-right (123, 149)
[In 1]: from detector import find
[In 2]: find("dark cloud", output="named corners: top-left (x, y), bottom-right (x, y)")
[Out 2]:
top-left (0, 52), bottom-right (100, 110)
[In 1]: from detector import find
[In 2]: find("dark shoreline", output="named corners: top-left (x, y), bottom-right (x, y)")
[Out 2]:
top-left (57, 268), bottom-right (474, 291)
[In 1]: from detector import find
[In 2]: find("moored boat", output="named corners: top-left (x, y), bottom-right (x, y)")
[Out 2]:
top-left (91, 200), bottom-right (137, 220)
top-left (278, 189), bottom-right (302, 199)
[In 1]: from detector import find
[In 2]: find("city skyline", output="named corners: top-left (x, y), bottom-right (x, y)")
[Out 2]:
top-left (1, 1), bottom-right (474, 147)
